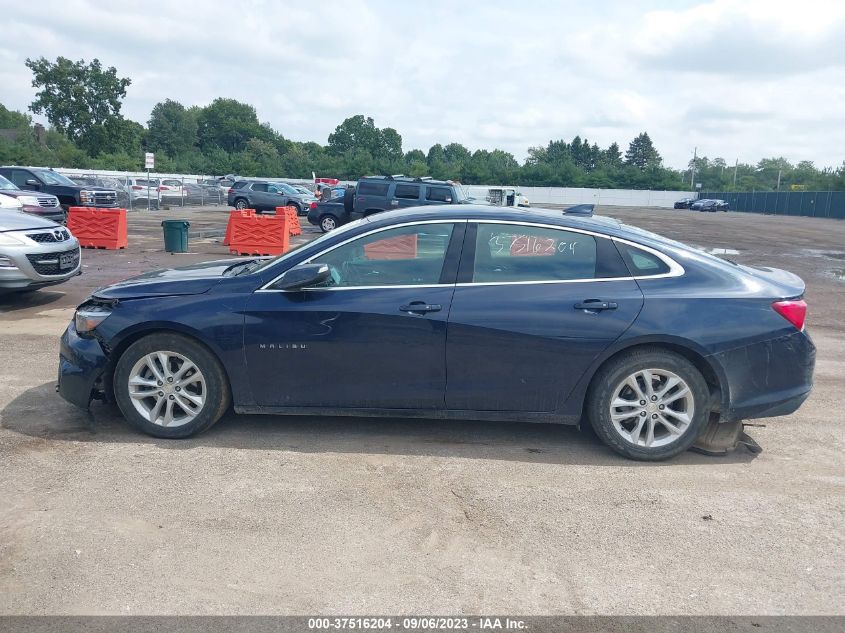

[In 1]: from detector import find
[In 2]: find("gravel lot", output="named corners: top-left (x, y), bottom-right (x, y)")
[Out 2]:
top-left (0, 206), bottom-right (843, 615)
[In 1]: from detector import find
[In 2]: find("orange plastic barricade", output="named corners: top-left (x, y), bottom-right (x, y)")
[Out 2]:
top-left (66, 207), bottom-right (128, 249)
top-left (276, 206), bottom-right (302, 236)
top-left (223, 209), bottom-right (256, 245)
top-left (228, 213), bottom-right (290, 256)
top-left (363, 234), bottom-right (417, 260)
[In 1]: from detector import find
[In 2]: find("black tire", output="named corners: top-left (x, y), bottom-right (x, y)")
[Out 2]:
top-left (113, 333), bottom-right (231, 439)
top-left (586, 347), bottom-right (710, 461)
top-left (234, 198), bottom-right (248, 210)
top-left (320, 214), bottom-right (338, 232)
top-left (289, 202), bottom-right (303, 216)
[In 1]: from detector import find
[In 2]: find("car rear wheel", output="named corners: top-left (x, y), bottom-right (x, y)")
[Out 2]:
top-left (587, 348), bottom-right (710, 460)
top-left (320, 215), bottom-right (338, 232)
top-left (234, 198), bottom-right (248, 210)
top-left (114, 333), bottom-right (231, 439)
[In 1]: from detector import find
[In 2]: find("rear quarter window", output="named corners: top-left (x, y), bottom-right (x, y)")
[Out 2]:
top-left (357, 182), bottom-right (390, 196)
top-left (616, 242), bottom-right (670, 276)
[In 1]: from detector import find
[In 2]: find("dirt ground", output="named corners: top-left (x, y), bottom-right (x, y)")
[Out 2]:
top-left (0, 205), bottom-right (843, 615)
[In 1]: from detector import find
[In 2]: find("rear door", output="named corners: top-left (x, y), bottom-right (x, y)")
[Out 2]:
top-left (249, 183), bottom-right (270, 210)
top-left (445, 221), bottom-right (644, 412)
top-left (391, 183), bottom-right (422, 211)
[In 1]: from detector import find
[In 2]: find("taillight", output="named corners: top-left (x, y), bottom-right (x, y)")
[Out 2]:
top-left (772, 299), bottom-right (807, 331)
top-left (158, 186), bottom-right (167, 191)
top-left (131, 185), bottom-right (142, 190)
top-left (310, 202), bottom-right (317, 209)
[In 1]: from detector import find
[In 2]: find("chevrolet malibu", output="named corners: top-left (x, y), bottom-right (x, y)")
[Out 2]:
top-left (57, 206), bottom-right (814, 460)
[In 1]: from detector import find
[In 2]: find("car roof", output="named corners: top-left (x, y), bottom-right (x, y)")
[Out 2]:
top-left (364, 204), bottom-right (630, 235)
top-left (360, 175), bottom-right (455, 186)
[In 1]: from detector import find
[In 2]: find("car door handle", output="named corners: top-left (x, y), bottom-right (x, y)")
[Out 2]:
top-left (400, 302), bottom-right (442, 314)
top-left (574, 299), bottom-right (618, 311)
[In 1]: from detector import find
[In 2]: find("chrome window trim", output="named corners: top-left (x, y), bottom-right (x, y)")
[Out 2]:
top-left (257, 218), bottom-right (684, 292)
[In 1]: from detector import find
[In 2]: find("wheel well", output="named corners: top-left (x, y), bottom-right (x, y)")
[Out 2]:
top-left (587, 342), bottom-right (724, 409)
top-left (101, 328), bottom-right (233, 403)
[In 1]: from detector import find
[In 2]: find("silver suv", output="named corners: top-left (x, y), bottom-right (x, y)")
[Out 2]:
top-left (0, 210), bottom-right (82, 292)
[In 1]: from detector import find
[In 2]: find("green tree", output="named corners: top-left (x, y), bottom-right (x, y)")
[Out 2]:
top-left (624, 132), bottom-right (661, 170)
top-left (197, 98), bottom-right (262, 153)
top-left (25, 57), bottom-right (131, 144)
top-left (147, 99), bottom-right (198, 156)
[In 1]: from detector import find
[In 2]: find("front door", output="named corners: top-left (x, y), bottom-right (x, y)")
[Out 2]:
top-left (445, 222), bottom-right (644, 412)
top-left (243, 221), bottom-right (464, 409)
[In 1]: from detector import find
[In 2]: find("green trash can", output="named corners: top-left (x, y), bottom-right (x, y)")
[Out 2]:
top-left (161, 219), bottom-right (190, 253)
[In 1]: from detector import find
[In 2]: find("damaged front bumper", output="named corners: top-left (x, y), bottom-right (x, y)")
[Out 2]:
top-left (57, 321), bottom-right (109, 408)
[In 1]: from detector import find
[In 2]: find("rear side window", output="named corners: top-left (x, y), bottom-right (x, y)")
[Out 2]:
top-left (357, 181), bottom-right (389, 196)
top-left (394, 184), bottom-right (420, 200)
top-left (426, 186), bottom-right (452, 202)
top-left (473, 224), bottom-right (597, 282)
top-left (251, 183), bottom-right (268, 192)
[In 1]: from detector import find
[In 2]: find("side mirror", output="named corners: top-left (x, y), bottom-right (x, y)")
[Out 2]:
top-left (273, 263), bottom-right (331, 290)
top-left (25, 178), bottom-right (40, 189)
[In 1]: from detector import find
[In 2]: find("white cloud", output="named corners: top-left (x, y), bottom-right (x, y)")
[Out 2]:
top-left (0, 0), bottom-right (843, 169)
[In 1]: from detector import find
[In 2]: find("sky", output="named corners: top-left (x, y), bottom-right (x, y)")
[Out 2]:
top-left (1, 0), bottom-right (844, 169)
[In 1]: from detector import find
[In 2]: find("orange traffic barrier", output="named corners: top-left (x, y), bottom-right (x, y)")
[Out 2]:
top-left (223, 209), bottom-right (256, 245)
top-left (67, 207), bottom-right (128, 249)
top-left (228, 213), bottom-right (290, 256)
top-left (276, 206), bottom-right (302, 236)
top-left (364, 234), bottom-right (418, 260)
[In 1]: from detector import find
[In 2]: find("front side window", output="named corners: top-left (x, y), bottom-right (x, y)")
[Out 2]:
top-left (393, 184), bottom-right (420, 200)
top-left (311, 223), bottom-right (455, 287)
top-left (473, 224), bottom-right (598, 282)
top-left (426, 186), bottom-right (452, 202)
top-left (10, 170), bottom-right (33, 187)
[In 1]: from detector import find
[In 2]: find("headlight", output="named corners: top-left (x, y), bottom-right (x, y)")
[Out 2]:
top-left (0, 232), bottom-right (26, 245)
top-left (74, 303), bottom-right (113, 336)
top-left (79, 190), bottom-right (95, 204)
top-left (0, 195), bottom-right (23, 209)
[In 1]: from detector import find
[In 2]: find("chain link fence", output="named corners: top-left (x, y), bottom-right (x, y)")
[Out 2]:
top-left (54, 170), bottom-right (324, 211)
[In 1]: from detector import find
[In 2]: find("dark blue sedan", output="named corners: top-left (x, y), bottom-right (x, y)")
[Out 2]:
top-left (58, 206), bottom-right (815, 460)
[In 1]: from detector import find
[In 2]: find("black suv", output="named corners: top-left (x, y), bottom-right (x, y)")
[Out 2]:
top-left (307, 176), bottom-right (470, 232)
top-left (0, 167), bottom-right (118, 211)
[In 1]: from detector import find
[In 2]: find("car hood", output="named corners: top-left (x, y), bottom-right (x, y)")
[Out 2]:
top-left (92, 258), bottom-right (255, 299)
top-left (0, 208), bottom-right (61, 230)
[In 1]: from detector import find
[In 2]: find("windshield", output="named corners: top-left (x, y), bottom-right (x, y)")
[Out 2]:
top-left (0, 174), bottom-right (18, 190)
top-left (32, 169), bottom-right (77, 186)
top-left (451, 184), bottom-right (470, 202)
top-left (293, 185), bottom-right (312, 194)
top-left (277, 183), bottom-right (298, 195)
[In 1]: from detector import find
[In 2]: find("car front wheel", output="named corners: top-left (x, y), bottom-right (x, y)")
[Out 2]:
top-left (587, 348), bottom-right (710, 460)
top-left (113, 333), bottom-right (231, 439)
top-left (320, 215), bottom-right (338, 232)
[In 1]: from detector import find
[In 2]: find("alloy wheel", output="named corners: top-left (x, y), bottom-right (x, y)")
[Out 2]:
top-left (321, 216), bottom-right (337, 232)
top-left (608, 369), bottom-right (694, 448)
top-left (127, 351), bottom-right (206, 427)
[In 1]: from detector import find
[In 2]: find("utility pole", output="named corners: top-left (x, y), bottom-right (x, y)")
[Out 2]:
top-left (776, 168), bottom-right (782, 191)
top-left (690, 146), bottom-right (697, 189)
top-left (733, 158), bottom-right (738, 187)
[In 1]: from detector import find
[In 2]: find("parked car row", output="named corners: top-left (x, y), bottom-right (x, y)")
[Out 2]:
top-left (227, 180), bottom-right (318, 215)
top-left (674, 197), bottom-right (730, 211)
